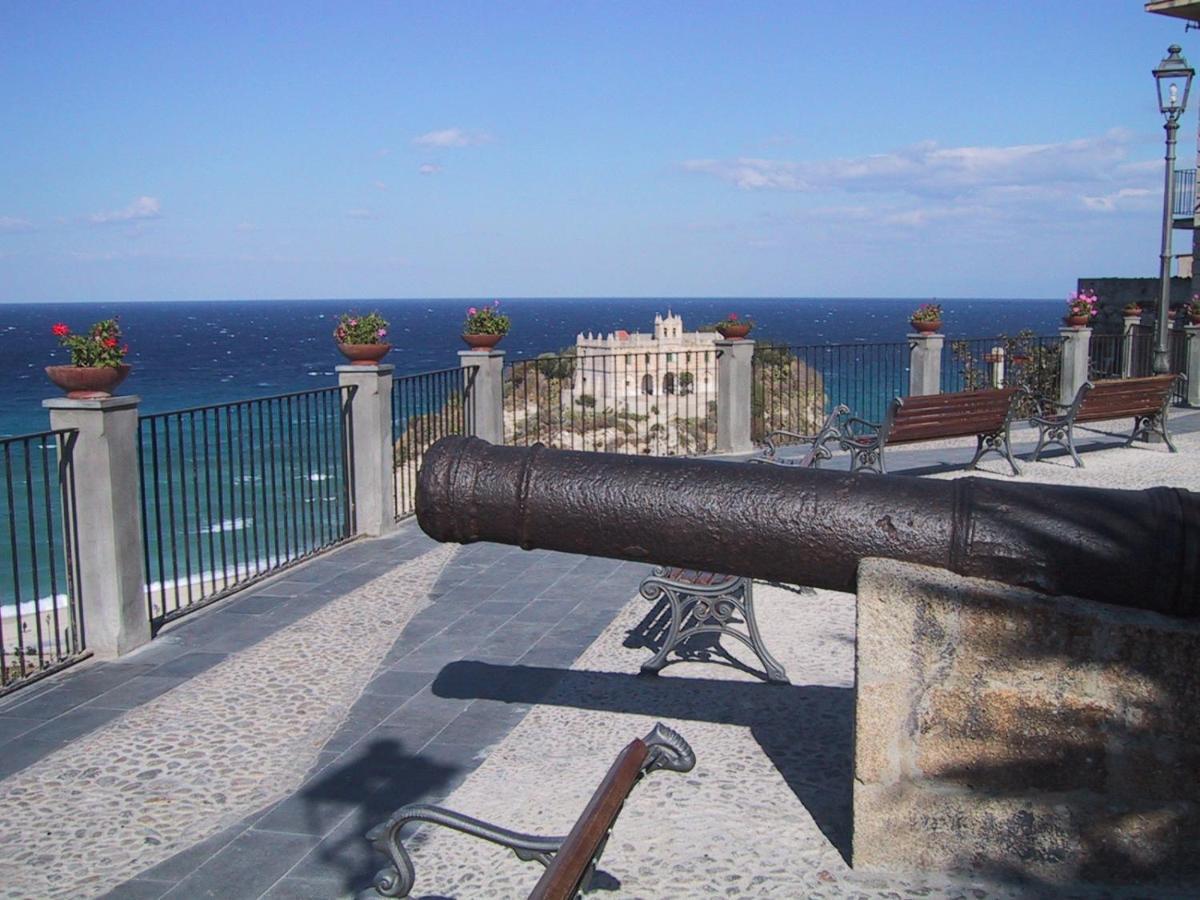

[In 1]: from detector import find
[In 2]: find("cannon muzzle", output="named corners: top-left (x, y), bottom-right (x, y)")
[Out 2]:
top-left (416, 437), bottom-right (1200, 617)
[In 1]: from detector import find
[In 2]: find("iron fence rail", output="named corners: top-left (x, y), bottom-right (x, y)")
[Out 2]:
top-left (1, 429), bottom-right (85, 694)
top-left (504, 350), bottom-right (717, 455)
top-left (392, 367), bottom-right (474, 519)
top-left (138, 386), bottom-right (355, 629)
top-left (753, 341), bottom-right (908, 438)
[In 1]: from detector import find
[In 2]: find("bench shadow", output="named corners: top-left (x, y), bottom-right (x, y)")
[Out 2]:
top-left (431, 660), bottom-right (854, 863)
top-left (622, 596), bottom-right (776, 682)
top-left (299, 738), bottom-right (459, 896)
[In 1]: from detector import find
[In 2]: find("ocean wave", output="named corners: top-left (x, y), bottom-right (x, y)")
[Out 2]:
top-left (199, 517), bottom-right (253, 534)
top-left (1, 593), bottom-right (71, 620)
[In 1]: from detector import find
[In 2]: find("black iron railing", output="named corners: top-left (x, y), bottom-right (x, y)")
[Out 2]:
top-left (505, 349), bottom-right (717, 455)
top-left (753, 341), bottom-right (907, 438)
top-left (1175, 167), bottom-right (1195, 219)
top-left (944, 335), bottom-right (1061, 406)
top-left (138, 387), bottom-right (355, 629)
top-left (1088, 332), bottom-right (1126, 380)
top-left (1170, 327), bottom-right (1189, 403)
top-left (1, 429), bottom-right (85, 694)
top-left (392, 367), bottom-right (474, 519)
top-left (1128, 325), bottom-right (1154, 378)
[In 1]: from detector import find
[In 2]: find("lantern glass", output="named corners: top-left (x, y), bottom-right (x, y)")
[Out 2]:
top-left (1154, 45), bottom-right (1194, 119)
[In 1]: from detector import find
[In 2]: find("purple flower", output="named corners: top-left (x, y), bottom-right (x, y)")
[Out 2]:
top-left (468, 307), bottom-right (477, 315)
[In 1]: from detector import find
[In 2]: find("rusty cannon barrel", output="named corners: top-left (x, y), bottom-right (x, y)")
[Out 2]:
top-left (416, 436), bottom-right (1200, 617)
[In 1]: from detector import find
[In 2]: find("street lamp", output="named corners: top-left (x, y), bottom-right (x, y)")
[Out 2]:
top-left (1153, 44), bottom-right (1194, 374)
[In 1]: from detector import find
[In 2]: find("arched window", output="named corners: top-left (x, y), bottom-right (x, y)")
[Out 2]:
top-left (642, 373), bottom-right (655, 395)
top-left (663, 372), bottom-right (676, 395)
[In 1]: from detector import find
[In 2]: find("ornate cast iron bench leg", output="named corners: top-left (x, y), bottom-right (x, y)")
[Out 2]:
top-left (968, 428), bottom-right (1020, 476)
top-left (638, 569), bottom-right (789, 684)
top-left (365, 804), bottom-right (566, 898)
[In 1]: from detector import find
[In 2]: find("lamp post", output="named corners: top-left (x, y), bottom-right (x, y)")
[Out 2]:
top-left (1153, 45), bottom-right (1194, 374)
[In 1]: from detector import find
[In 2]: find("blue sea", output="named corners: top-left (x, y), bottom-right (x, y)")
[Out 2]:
top-left (1, 297), bottom-right (1061, 438)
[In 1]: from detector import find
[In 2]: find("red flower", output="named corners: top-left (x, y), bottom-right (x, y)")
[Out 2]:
top-left (728, 313), bottom-right (738, 321)
top-left (52, 323), bottom-right (70, 336)
top-left (104, 338), bottom-right (118, 348)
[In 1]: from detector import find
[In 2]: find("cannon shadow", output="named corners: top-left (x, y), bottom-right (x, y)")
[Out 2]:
top-left (431, 660), bottom-right (854, 862)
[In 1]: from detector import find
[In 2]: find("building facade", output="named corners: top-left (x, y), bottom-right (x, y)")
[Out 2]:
top-left (572, 312), bottom-right (720, 407)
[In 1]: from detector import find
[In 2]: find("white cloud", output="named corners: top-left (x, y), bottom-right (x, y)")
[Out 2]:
top-left (418, 163), bottom-right (442, 175)
top-left (373, 180), bottom-right (388, 190)
top-left (89, 196), bottom-right (161, 225)
top-left (346, 208), bottom-right (377, 220)
top-left (0, 216), bottom-right (34, 233)
top-left (412, 128), bottom-right (491, 148)
top-left (235, 222), bottom-right (258, 232)
top-left (683, 130), bottom-right (1161, 228)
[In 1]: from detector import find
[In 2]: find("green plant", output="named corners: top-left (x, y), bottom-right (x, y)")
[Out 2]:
top-left (576, 393), bottom-right (596, 408)
top-left (714, 312), bottom-right (752, 329)
top-left (1067, 290), bottom-right (1099, 319)
top-left (678, 371), bottom-right (694, 395)
top-left (464, 301), bottom-right (511, 335)
top-left (911, 302), bottom-right (942, 323)
top-left (334, 311), bottom-right (389, 344)
top-left (52, 319), bottom-right (128, 368)
top-left (536, 347), bottom-right (576, 381)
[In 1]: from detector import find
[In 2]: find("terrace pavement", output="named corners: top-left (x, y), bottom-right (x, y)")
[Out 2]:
top-left (0, 408), bottom-right (1198, 899)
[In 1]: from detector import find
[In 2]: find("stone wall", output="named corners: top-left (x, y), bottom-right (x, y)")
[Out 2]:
top-left (854, 558), bottom-right (1200, 890)
top-left (1077, 276), bottom-right (1190, 333)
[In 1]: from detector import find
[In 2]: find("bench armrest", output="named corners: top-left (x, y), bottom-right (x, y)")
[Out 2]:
top-left (842, 415), bottom-right (882, 436)
top-left (367, 804), bottom-right (565, 898)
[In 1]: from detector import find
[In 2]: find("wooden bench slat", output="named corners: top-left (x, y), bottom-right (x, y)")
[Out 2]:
top-left (890, 413), bottom-right (1014, 443)
top-left (898, 388), bottom-right (1017, 412)
top-left (528, 739), bottom-right (651, 900)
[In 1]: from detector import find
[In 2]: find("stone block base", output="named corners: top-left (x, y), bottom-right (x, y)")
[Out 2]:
top-left (854, 558), bottom-right (1200, 888)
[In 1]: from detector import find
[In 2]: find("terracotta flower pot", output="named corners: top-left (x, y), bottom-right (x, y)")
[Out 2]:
top-left (462, 333), bottom-right (504, 349)
top-left (1065, 315), bottom-right (1090, 327)
top-left (337, 342), bottom-right (391, 365)
top-left (1191, 314), bottom-right (1200, 326)
top-left (716, 324), bottom-right (752, 339)
top-left (1123, 307), bottom-right (1143, 317)
top-left (910, 320), bottom-right (942, 334)
top-left (45, 364), bottom-right (131, 399)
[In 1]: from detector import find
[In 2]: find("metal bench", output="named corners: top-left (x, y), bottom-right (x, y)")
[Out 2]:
top-left (1031, 374), bottom-right (1183, 467)
top-left (637, 567), bottom-right (788, 684)
top-left (364, 723), bottom-right (695, 899)
top-left (840, 386), bottom-right (1024, 475)
top-left (754, 404), bottom-right (849, 468)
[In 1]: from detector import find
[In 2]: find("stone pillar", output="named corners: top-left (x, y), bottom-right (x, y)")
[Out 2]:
top-left (907, 332), bottom-right (944, 396)
top-left (854, 557), bottom-right (1200, 888)
top-left (716, 339), bottom-right (754, 453)
top-left (1185, 325), bottom-right (1200, 407)
top-left (43, 396), bottom-right (149, 659)
top-left (337, 364), bottom-right (396, 537)
top-left (1120, 314), bottom-right (1142, 377)
top-left (459, 349), bottom-right (505, 444)
top-left (1058, 326), bottom-right (1091, 407)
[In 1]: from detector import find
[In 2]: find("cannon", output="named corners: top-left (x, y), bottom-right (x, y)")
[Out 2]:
top-left (416, 437), bottom-right (1200, 618)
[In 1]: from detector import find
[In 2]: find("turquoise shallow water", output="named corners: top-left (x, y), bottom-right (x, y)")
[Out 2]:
top-left (0, 296), bottom-right (1060, 438)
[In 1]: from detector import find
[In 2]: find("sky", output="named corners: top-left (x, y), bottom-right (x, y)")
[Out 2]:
top-left (2, 1), bottom-right (1199, 302)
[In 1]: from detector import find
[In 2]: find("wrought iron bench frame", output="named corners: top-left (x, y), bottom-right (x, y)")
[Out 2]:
top-left (637, 567), bottom-right (788, 684)
top-left (364, 723), bottom-right (694, 899)
top-left (753, 404), bottom-right (849, 469)
top-left (1030, 374), bottom-right (1183, 468)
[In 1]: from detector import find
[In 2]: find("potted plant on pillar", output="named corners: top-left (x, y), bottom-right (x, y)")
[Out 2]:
top-left (910, 302), bottom-right (943, 334)
top-left (462, 301), bottom-right (511, 348)
top-left (715, 313), bottom-right (753, 339)
top-left (334, 311), bottom-right (391, 365)
top-left (1186, 295), bottom-right (1200, 325)
top-left (46, 318), bottom-right (132, 398)
top-left (1065, 290), bottom-right (1098, 327)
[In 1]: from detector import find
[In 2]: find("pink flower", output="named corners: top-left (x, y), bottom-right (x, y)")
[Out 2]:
top-left (468, 307), bottom-right (477, 315)
top-left (52, 323), bottom-right (70, 337)
top-left (728, 313), bottom-right (739, 321)
top-left (493, 299), bottom-right (500, 306)
top-left (348, 319), bottom-right (357, 326)
top-left (377, 328), bottom-right (387, 337)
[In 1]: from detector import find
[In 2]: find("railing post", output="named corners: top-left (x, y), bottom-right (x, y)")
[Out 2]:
top-left (1121, 315), bottom-right (1142, 377)
top-left (337, 364), bottom-right (396, 537)
top-left (43, 395), bottom-right (149, 658)
top-left (716, 339), bottom-right (754, 453)
top-left (1185, 325), bottom-right (1200, 406)
top-left (907, 332), bottom-right (944, 396)
top-left (459, 350), bottom-right (505, 444)
top-left (1059, 326), bottom-right (1092, 406)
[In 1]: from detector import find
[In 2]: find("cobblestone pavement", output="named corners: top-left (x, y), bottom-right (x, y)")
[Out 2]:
top-left (0, 544), bottom-right (456, 899)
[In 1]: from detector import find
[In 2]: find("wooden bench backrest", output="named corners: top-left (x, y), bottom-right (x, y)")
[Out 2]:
top-left (528, 738), bottom-right (652, 900)
top-left (886, 387), bottom-right (1019, 445)
top-left (1075, 375), bottom-right (1177, 423)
